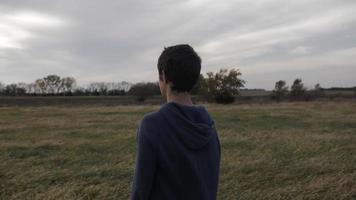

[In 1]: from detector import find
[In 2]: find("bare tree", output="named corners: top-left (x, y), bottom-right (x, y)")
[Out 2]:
top-left (26, 83), bottom-right (36, 95)
top-left (87, 82), bottom-right (108, 95)
top-left (97, 82), bottom-right (108, 95)
top-left (118, 81), bottom-right (132, 92)
top-left (61, 77), bottom-right (77, 95)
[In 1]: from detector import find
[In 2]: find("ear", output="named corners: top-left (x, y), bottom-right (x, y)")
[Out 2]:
top-left (160, 71), bottom-right (168, 83)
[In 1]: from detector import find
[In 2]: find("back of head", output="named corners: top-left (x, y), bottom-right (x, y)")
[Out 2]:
top-left (157, 44), bottom-right (201, 93)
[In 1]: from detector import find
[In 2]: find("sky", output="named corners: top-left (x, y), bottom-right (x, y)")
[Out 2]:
top-left (0, 0), bottom-right (355, 90)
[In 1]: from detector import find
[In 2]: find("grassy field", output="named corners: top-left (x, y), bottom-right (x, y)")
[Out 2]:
top-left (0, 102), bottom-right (356, 199)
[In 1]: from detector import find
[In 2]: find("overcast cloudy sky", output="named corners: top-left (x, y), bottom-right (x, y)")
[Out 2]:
top-left (0, 0), bottom-right (355, 89)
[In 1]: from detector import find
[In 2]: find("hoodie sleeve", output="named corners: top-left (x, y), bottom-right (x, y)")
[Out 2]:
top-left (131, 118), bottom-right (157, 200)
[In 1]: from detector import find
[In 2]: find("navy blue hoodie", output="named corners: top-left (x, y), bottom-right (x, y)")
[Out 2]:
top-left (131, 102), bottom-right (221, 200)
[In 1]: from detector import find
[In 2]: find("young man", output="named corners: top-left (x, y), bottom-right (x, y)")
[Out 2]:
top-left (131, 44), bottom-right (221, 200)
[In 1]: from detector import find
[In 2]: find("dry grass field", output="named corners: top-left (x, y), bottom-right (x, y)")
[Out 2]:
top-left (0, 102), bottom-right (356, 199)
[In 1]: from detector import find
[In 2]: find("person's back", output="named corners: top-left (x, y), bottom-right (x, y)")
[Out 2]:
top-left (131, 44), bottom-right (221, 200)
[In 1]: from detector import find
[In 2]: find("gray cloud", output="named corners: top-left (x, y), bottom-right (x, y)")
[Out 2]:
top-left (0, 0), bottom-right (355, 89)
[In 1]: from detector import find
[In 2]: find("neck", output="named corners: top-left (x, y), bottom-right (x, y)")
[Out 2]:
top-left (166, 90), bottom-right (193, 106)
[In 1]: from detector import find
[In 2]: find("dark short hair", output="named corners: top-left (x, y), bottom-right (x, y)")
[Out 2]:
top-left (157, 44), bottom-right (201, 93)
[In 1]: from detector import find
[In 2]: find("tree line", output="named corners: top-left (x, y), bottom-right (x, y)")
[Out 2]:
top-left (271, 79), bottom-right (326, 101)
top-left (1, 69), bottom-right (355, 104)
top-left (0, 74), bottom-right (132, 96)
top-left (0, 69), bottom-right (246, 103)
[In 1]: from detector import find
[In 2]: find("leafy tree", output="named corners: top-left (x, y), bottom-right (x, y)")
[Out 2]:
top-left (202, 68), bottom-right (245, 104)
top-left (290, 78), bottom-right (306, 100)
top-left (128, 82), bottom-right (161, 102)
top-left (107, 89), bottom-right (126, 96)
top-left (44, 75), bottom-right (61, 95)
top-left (0, 82), bottom-right (5, 95)
top-left (271, 80), bottom-right (289, 102)
top-left (310, 83), bottom-right (324, 99)
top-left (16, 82), bottom-right (28, 94)
top-left (190, 74), bottom-right (205, 95)
top-left (73, 87), bottom-right (87, 96)
top-left (4, 84), bottom-right (26, 96)
top-left (35, 79), bottom-right (46, 95)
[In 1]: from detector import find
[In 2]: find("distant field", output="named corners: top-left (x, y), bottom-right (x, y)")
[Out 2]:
top-left (0, 89), bottom-right (354, 107)
top-left (1, 102), bottom-right (356, 199)
top-left (0, 96), bottom-right (165, 107)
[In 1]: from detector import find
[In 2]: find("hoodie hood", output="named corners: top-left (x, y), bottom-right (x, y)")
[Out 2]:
top-left (159, 102), bottom-right (216, 150)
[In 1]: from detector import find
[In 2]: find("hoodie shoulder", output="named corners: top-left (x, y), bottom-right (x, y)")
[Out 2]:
top-left (139, 111), bottom-right (164, 137)
top-left (141, 111), bottom-right (162, 125)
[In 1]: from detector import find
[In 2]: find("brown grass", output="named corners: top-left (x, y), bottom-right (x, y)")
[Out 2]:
top-left (0, 102), bottom-right (355, 199)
